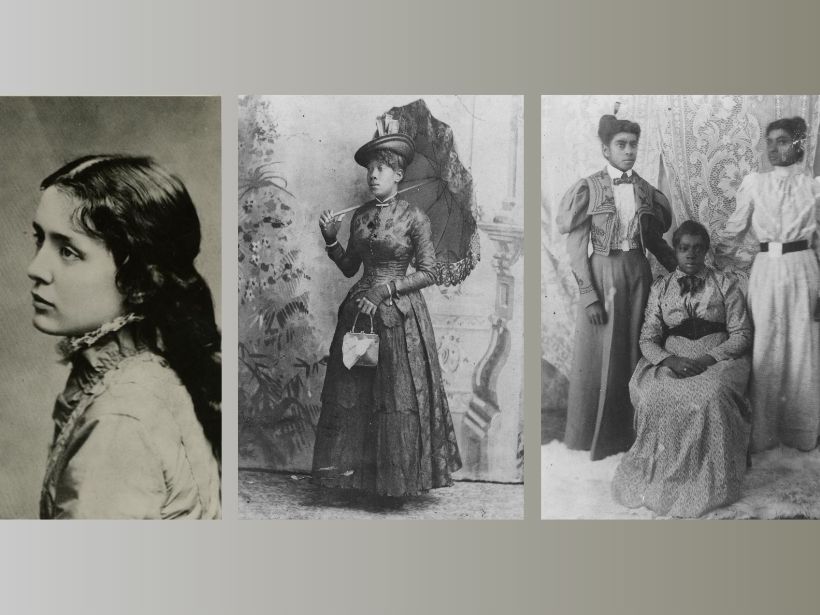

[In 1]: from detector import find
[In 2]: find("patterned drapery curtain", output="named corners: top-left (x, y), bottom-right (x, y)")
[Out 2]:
top-left (659, 95), bottom-right (820, 274)
top-left (542, 95), bottom-right (820, 377)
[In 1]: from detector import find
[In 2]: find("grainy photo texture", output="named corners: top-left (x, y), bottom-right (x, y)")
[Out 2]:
top-left (0, 97), bottom-right (222, 519)
top-left (542, 95), bottom-right (820, 519)
top-left (239, 95), bottom-right (523, 519)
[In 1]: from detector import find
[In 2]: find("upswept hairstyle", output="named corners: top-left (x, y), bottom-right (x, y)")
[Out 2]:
top-left (766, 116), bottom-right (807, 162)
top-left (598, 114), bottom-right (641, 145)
top-left (672, 219), bottom-right (711, 251)
top-left (366, 149), bottom-right (408, 174)
top-left (40, 155), bottom-right (221, 459)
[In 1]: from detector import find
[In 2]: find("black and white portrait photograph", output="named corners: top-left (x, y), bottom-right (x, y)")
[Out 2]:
top-left (542, 95), bottom-right (820, 519)
top-left (0, 97), bottom-right (222, 519)
top-left (238, 95), bottom-right (523, 519)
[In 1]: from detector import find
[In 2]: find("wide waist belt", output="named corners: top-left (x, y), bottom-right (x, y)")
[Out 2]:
top-left (760, 240), bottom-right (808, 255)
top-left (664, 318), bottom-right (727, 341)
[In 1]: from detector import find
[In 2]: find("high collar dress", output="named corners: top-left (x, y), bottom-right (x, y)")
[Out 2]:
top-left (41, 322), bottom-right (221, 519)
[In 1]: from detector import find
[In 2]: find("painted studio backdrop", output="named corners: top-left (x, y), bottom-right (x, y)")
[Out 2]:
top-left (542, 95), bottom-right (820, 425)
top-left (0, 97), bottom-right (221, 519)
top-left (239, 95), bottom-right (524, 483)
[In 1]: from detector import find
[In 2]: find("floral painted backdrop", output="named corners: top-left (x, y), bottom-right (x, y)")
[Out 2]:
top-left (238, 96), bottom-right (326, 471)
top-left (240, 96), bottom-right (524, 482)
top-left (542, 95), bottom-right (820, 382)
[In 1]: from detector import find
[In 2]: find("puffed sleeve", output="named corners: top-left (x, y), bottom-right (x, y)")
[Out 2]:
top-left (706, 271), bottom-right (752, 362)
top-left (393, 206), bottom-right (437, 294)
top-left (326, 213), bottom-right (362, 278)
top-left (643, 188), bottom-right (677, 272)
top-left (722, 173), bottom-right (755, 239)
top-left (639, 276), bottom-right (674, 366)
top-left (556, 179), bottom-right (599, 307)
top-left (53, 415), bottom-right (166, 519)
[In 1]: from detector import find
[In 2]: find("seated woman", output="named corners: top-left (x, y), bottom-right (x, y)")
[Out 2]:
top-left (611, 220), bottom-right (752, 518)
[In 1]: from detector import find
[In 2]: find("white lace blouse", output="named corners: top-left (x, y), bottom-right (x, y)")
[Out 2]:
top-left (723, 164), bottom-right (820, 245)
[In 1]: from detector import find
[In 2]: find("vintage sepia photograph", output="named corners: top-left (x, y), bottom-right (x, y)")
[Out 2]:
top-left (238, 95), bottom-right (523, 519)
top-left (542, 95), bottom-right (820, 519)
top-left (0, 97), bottom-right (222, 519)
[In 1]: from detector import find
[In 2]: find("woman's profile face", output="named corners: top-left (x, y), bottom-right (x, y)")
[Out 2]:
top-left (766, 128), bottom-right (800, 166)
top-left (27, 187), bottom-right (125, 337)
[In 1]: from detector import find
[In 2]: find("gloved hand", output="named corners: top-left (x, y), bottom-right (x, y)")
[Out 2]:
top-left (355, 283), bottom-right (392, 315)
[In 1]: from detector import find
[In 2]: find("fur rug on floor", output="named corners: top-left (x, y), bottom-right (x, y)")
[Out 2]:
top-left (542, 441), bottom-right (820, 520)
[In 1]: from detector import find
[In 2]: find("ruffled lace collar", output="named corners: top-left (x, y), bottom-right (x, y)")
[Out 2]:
top-left (57, 313), bottom-right (144, 362)
top-left (53, 314), bottom-right (157, 424)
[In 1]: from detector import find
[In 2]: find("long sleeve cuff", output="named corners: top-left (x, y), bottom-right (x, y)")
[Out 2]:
top-left (641, 343), bottom-right (672, 366)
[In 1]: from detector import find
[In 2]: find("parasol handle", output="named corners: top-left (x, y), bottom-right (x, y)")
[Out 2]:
top-left (327, 179), bottom-right (438, 219)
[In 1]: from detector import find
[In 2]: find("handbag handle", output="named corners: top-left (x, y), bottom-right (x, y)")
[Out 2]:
top-left (350, 312), bottom-right (375, 334)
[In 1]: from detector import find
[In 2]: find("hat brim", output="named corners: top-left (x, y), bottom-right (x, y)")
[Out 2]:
top-left (354, 134), bottom-right (415, 167)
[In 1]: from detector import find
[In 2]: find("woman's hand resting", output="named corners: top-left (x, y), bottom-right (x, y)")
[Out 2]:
top-left (585, 301), bottom-right (607, 325)
top-left (661, 354), bottom-right (717, 378)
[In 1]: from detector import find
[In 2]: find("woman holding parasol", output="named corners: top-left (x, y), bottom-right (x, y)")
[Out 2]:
top-left (313, 104), bottom-right (473, 497)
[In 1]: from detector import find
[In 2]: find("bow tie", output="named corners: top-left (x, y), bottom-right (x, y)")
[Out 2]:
top-left (677, 275), bottom-right (705, 296)
top-left (613, 172), bottom-right (633, 186)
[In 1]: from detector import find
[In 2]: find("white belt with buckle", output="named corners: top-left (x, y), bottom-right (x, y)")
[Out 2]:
top-left (768, 241), bottom-right (783, 257)
top-left (620, 240), bottom-right (632, 251)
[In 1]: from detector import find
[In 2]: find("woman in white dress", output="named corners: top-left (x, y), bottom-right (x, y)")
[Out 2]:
top-left (718, 116), bottom-right (820, 453)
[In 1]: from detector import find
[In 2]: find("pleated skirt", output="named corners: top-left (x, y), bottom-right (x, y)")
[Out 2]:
top-left (312, 289), bottom-right (462, 496)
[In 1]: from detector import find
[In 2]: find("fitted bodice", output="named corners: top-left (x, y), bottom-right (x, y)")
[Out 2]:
top-left (345, 199), bottom-right (437, 294)
top-left (350, 202), bottom-right (414, 282)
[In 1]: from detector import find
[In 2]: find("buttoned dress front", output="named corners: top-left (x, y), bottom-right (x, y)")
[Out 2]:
top-left (313, 198), bottom-right (462, 496)
top-left (41, 326), bottom-right (221, 519)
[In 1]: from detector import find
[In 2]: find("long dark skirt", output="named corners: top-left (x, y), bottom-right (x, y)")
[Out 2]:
top-left (312, 289), bottom-right (462, 496)
top-left (563, 250), bottom-right (651, 460)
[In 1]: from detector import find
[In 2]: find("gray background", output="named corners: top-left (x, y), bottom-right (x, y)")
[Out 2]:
top-left (0, 97), bottom-right (220, 518)
top-left (0, 0), bottom-right (818, 614)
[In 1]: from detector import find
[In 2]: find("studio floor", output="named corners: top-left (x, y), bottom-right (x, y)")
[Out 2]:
top-left (541, 390), bottom-right (820, 519)
top-left (542, 441), bottom-right (820, 520)
top-left (239, 470), bottom-right (524, 520)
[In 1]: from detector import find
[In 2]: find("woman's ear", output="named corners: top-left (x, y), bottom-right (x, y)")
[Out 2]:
top-left (394, 168), bottom-right (404, 183)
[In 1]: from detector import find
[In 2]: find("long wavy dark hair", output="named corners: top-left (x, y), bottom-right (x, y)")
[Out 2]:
top-left (41, 155), bottom-right (221, 460)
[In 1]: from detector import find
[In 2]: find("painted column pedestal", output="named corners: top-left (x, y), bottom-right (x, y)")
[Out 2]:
top-left (462, 211), bottom-right (523, 475)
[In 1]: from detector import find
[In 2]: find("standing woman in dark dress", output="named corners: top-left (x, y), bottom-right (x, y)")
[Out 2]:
top-left (312, 132), bottom-right (462, 497)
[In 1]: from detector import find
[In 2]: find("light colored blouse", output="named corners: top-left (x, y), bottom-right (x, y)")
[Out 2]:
top-left (724, 164), bottom-right (820, 245)
top-left (606, 164), bottom-right (641, 250)
top-left (639, 266), bottom-right (752, 366)
top-left (41, 326), bottom-right (221, 519)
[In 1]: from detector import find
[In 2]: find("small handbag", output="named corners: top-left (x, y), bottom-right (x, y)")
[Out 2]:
top-left (342, 312), bottom-right (379, 369)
